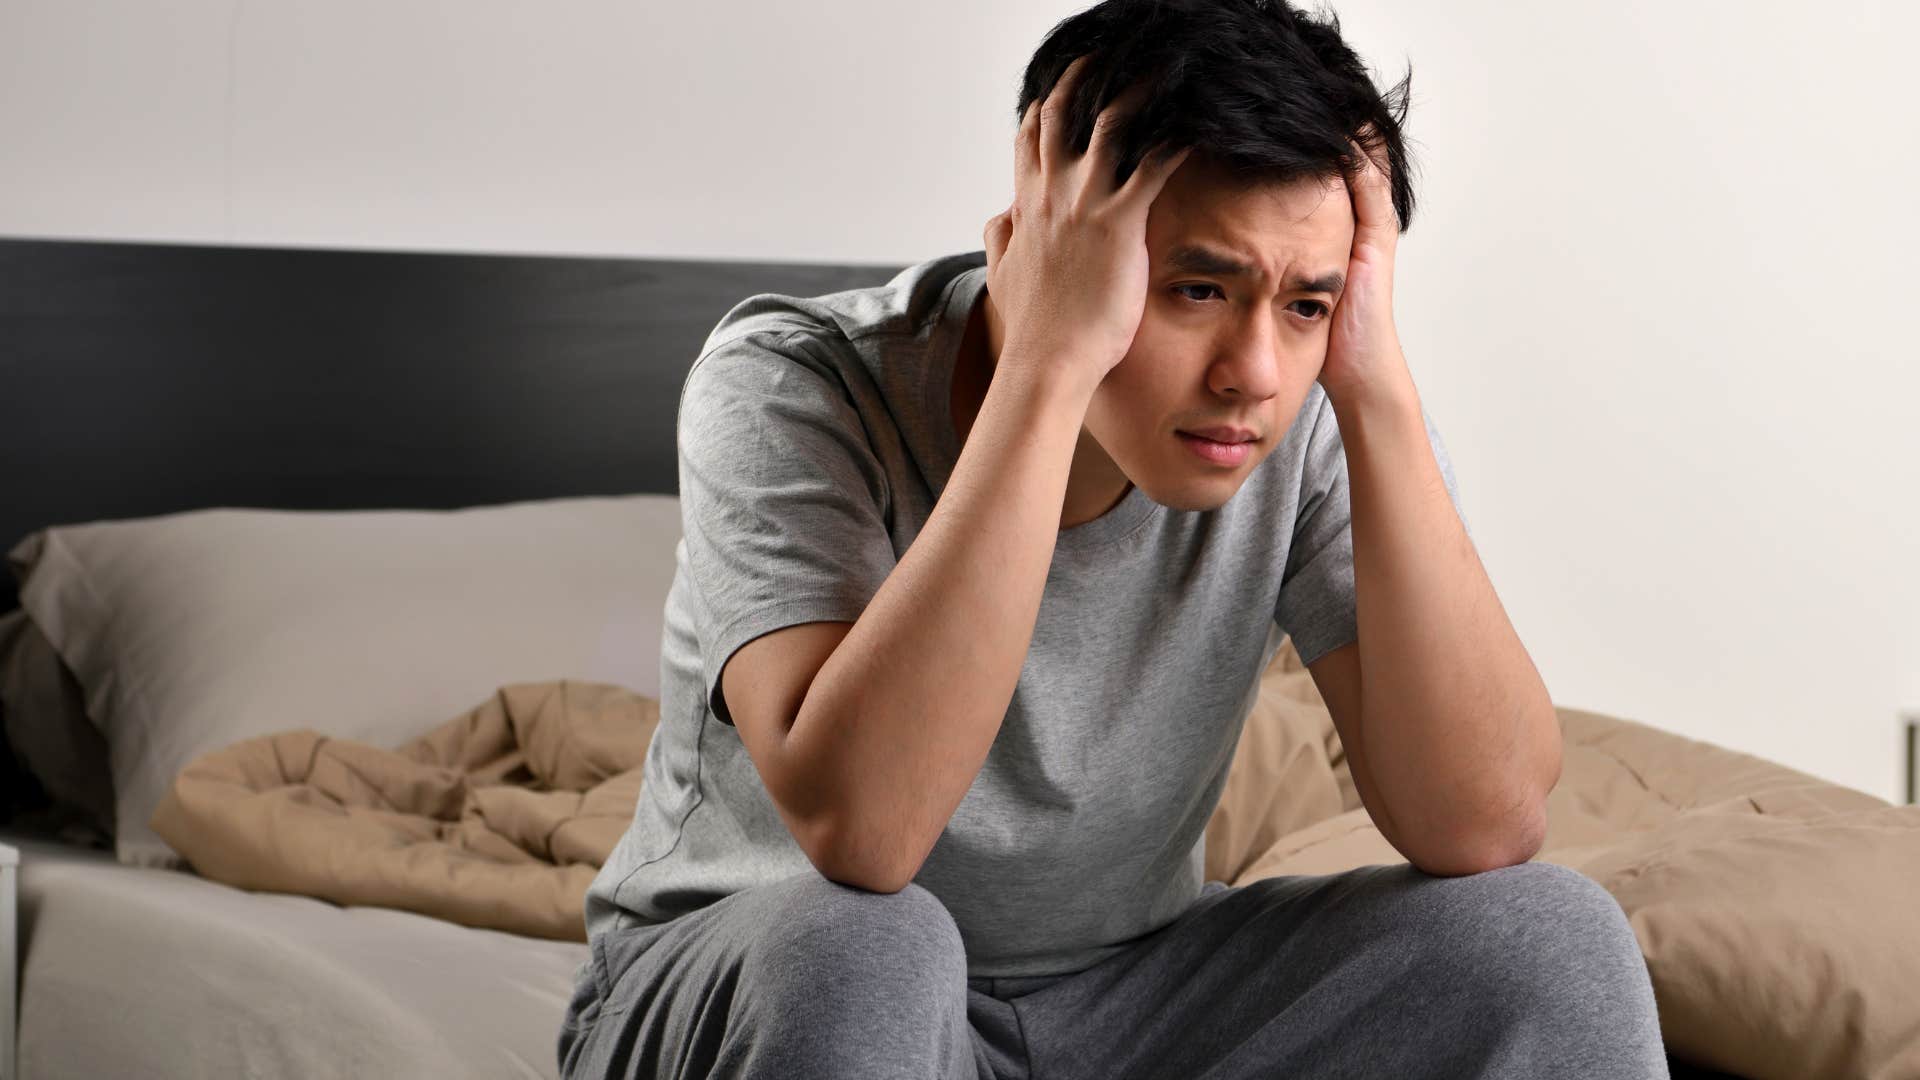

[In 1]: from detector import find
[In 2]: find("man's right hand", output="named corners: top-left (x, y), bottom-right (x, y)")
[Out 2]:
top-left (982, 53), bottom-right (1192, 396)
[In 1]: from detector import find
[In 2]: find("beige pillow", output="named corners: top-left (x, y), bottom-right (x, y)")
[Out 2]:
top-left (1573, 801), bottom-right (1920, 1078)
top-left (7, 495), bottom-right (683, 867)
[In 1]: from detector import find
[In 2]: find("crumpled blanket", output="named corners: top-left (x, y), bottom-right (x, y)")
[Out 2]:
top-left (151, 680), bottom-right (655, 942)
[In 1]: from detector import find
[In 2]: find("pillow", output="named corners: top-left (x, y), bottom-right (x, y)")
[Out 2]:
top-left (1575, 800), bottom-right (1920, 1078)
top-left (0, 608), bottom-right (115, 837)
top-left (6, 495), bottom-right (683, 867)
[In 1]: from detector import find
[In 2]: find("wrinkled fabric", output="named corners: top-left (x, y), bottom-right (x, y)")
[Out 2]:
top-left (152, 679), bottom-right (658, 941)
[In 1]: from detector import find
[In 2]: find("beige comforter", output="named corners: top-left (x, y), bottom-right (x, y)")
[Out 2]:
top-left (152, 638), bottom-right (1920, 1079)
top-left (152, 680), bottom-right (656, 943)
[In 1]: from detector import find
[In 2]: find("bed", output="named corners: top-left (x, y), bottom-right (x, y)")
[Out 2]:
top-left (2, 237), bottom-right (1912, 1080)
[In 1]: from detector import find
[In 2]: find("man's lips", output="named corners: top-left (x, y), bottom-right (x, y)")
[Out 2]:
top-left (1176, 428), bottom-right (1257, 466)
top-left (1177, 426), bottom-right (1259, 444)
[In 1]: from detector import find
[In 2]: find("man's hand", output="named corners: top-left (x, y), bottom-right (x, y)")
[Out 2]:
top-left (1319, 126), bottom-right (1411, 407)
top-left (983, 53), bottom-right (1191, 400)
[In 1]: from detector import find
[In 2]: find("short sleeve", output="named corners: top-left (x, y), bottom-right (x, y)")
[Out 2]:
top-left (1274, 390), bottom-right (1469, 667)
top-left (676, 332), bottom-right (899, 726)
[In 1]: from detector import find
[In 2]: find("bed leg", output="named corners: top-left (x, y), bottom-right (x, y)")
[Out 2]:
top-left (1, 841), bottom-right (15, 1080)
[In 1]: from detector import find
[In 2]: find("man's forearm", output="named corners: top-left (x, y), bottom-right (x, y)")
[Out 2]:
top-left (789, 358), bottom-right (1098, 891)
top-left (1329, 371), bottom-right (1562, 874)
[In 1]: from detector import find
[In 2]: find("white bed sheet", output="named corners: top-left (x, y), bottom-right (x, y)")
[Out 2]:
top-left (8, 828), bottom-right (589, 1079)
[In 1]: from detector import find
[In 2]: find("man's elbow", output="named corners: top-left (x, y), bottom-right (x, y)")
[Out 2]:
top-left (1412, 729), bottom-right (1560, 876)
top-left (1406, 803), bottom-right (1549, 877)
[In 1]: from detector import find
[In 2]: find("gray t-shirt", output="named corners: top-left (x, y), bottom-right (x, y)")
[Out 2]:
top-left (583, 249), bottom-right (1466, 978)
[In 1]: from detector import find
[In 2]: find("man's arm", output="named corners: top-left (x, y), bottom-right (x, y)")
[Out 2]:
top-left (724, 61), bottom-right (1190, 893)
top-left (1297, 128), bottom-right (1560, 878)
top-left (731, 360), bottom-right (1094, 893)
top-left (1303, 378), bottom-right (1560, 877)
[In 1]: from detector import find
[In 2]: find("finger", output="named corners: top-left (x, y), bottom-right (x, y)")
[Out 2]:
top-left (1014, 97), bottom-right (1041, 195)
top-left (1347, 128), bottom-right (1397, 241)
top-left (1038, 53), bottom-right (1096, 180)
top-left (1086, 75), bottom-right (1156, 192)
top-left (1115, 142), bottom-right (1193, 212)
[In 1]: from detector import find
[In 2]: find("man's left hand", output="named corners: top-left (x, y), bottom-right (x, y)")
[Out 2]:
top-left (1319, 126), bottom-right (1411, 406)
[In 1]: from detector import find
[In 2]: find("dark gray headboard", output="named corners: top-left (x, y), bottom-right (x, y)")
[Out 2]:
top-left (0, 236), bottom-right (909, 613)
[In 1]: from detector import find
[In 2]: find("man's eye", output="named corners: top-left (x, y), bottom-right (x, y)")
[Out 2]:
top-left (1172, 285), bottom-right (1330, 321)
top-left (1172, 283), bottom-right (1222, 303)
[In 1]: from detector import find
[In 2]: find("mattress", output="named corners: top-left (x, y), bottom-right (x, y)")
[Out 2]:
top-left (8, 828), bottom-right (587, 1079)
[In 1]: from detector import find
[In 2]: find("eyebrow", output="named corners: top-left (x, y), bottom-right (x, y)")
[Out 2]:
top-left (1165, 244), bottom-right (1345, 295)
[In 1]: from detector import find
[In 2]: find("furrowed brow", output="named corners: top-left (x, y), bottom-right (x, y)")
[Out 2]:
top-left (1166, 244), bottom-right (1254, 277)
top-left (1288, 270), bottom-right (1345, 296)
top-left (1165, 244), bottom-right (1344, 295)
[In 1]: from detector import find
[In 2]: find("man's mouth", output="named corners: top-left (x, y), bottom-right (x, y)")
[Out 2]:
top-left (1179, 425), bottom-right (1258, 444)
top-left (1176, 429), bottom-right (1256, 466)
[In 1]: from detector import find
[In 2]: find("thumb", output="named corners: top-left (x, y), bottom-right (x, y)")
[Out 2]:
top-left (982, 204), bottom-right (1013, 274)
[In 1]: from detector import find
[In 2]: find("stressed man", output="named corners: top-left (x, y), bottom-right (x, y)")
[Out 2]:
top-left (559, 1), bottom-right (1668, 1077)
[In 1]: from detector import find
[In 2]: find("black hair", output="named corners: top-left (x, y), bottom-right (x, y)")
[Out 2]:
top-left (1015, 0), bottom-right (1417, 231)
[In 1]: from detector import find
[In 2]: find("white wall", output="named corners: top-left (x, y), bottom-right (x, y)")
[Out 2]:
top-left (3, 0), bottom-right (1915, 802)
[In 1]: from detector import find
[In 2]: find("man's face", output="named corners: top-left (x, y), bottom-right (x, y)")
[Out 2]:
top-left (1083, 156), bottom-right (1356, 511)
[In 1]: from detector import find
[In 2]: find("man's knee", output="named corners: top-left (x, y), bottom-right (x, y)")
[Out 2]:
top-left (1423, 861), bottom-right (1654, 1014)
top-left (741, 872), bottom-right (969, 999)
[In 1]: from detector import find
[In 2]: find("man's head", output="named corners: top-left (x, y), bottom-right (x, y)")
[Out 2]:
top-left (1005, 0), bottom-right (1416, 513)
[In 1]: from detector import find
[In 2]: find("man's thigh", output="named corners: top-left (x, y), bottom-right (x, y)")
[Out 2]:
top-left (1005, 861), bottom-right (1667, 1080)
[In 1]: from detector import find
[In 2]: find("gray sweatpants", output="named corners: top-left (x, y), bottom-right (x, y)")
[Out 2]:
top-left (556, 861), bottom-right (1669, 1079)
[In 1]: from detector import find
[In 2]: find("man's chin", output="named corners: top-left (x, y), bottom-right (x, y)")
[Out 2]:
top-left (1135, 471), bottom-right (1250, 513)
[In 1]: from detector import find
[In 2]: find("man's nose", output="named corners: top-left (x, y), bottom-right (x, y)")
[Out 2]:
top-left (1206, 309), bottom-right (1284, 401)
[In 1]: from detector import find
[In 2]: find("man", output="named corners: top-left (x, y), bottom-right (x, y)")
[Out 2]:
top-left (559, 1), bottom-right (1668, 1077)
